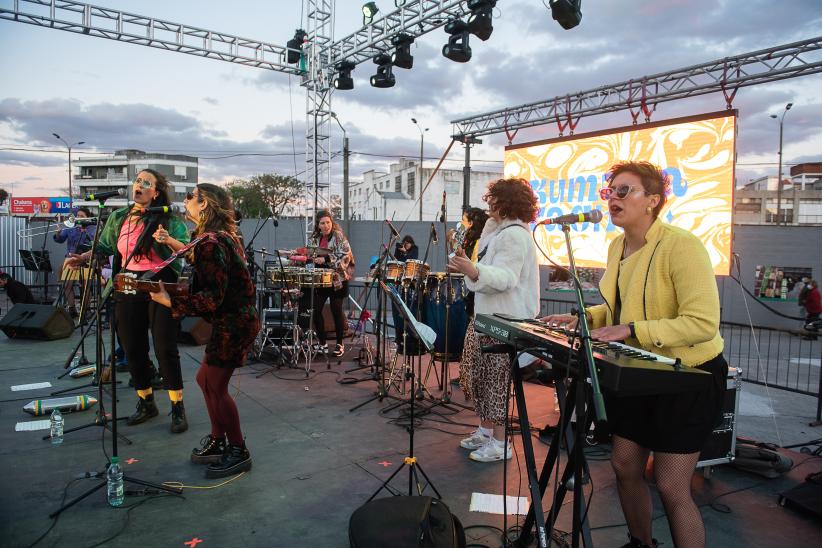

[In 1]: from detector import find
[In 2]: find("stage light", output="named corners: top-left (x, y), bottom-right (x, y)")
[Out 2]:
top-left (391, 33), bottom-right (415, 69)
top-left (442, 19), bottom-right (472, 63)
top-left (467, 0), bottom-right (496, 41)
top-left (362, 2), bottom-right (379, 25)
top-left (370, 53), bottom-right (395, 88)
top-left (549, 0), bottom-right (582, 30)
top-left (394, 0), bottom-right (406, 6)
top-left (286, 29), bottom-right (307, 64)
top-left (333, 61), bottom-right (355, 90)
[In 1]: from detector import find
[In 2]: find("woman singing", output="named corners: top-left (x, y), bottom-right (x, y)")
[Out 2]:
top-left (542, 161), bottom-right (727, 548)
top-left (68, 169), bottom-right (190, 433)
top-left (447, 178), bottom-right (540, 462)
top-left (299, 210), bottom-right (354, 358)
top-left (150, 183), bottom-right (259, 478)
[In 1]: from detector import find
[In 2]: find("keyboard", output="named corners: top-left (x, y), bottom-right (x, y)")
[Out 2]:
top-left (473, 314), bottom-right (711, 396)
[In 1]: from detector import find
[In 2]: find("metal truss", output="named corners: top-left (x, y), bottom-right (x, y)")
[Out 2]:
top-left (0, 0), bottom-right (303, 74)
top-left (327, 0), bottom-right (467, 67)
top-left (451, 35), bottom-right (822, 139)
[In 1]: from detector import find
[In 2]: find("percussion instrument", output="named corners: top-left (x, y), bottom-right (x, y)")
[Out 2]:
top-left (422, 273), bottom-right (469, 357)
top-left (384, 260), bottom-right (405, 283)
top-left (402, 259), bottom-right (430, 284)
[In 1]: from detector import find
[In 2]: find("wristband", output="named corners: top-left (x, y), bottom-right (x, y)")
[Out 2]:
top-left (628, 322), bottom-right (636, 338)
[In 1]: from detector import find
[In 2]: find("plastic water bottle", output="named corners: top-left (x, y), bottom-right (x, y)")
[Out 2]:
top-left (50, 408), bottom-right (64, 445)
top-left (70, 355), bottom-right (81, 369)
top-left (107, 457), bottom-right (124, 507)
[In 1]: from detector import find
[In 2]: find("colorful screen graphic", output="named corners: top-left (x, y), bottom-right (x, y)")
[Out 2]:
top-left (504, 111), bottom-right (736, 275)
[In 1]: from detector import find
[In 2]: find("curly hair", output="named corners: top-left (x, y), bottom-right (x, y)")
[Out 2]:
top-left (482, 178), bottom-right (539, 223)
top-left (311, 209), bottom-right (344, 241)
top-left (606, 161), bottom-right (670, 219)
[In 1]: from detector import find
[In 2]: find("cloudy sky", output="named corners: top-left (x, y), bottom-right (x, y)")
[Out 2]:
top-left (1, 0), bottom-right (821, 198)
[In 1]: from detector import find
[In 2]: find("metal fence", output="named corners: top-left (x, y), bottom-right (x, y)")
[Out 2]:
top-left (539, 297), bottom-right (822, 419)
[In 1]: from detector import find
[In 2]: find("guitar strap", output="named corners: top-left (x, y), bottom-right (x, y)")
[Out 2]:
top-left (136, 232), bottom-right (216, 281)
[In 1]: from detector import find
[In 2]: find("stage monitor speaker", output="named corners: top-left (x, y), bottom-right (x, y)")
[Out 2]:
top-left (178, 316), bottom-right (212, 346)
top-left (0, 304), bottom-right (73, 340)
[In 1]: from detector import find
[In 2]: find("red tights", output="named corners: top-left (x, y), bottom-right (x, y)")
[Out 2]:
top-left (196, 362), bottom-right (243, 445)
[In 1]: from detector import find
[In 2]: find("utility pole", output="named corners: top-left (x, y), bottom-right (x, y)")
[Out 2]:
top-left (412, 118), bottom-right (428, 221)
top-left (52, 133), bottom-right (85, 208)
top-left (459, 135), bottom-right (482, 211)
top-left (770, 102), bottom-right (793, 226)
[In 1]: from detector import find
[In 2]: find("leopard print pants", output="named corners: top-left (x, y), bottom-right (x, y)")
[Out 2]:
top-left (459, 320), bottom-right (512, 425)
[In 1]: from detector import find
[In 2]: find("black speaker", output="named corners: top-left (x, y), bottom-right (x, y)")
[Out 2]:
top-left (0, 304), bottom-right (73, 340)
top-left (178, 316), bottom-right (212, 345)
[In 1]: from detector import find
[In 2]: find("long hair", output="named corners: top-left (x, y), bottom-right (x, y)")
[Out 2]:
top-left (462, 206), bottom-right (488, 256)
top-left (311, 209), bottom-right (342, 242)
top-left (131, 168), bottom-right (172, 260)
top-left (188, 183), bottom-right (242, 261)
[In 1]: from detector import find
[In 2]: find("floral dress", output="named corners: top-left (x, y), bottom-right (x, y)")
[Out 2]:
top-left (170, 231), bottom-right (260, 368)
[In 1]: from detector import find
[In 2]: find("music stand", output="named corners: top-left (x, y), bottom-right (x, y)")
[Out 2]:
top-left (20, 249), bottom-right (51, 302)
top-left (368, 281), bottom-right (440, 501)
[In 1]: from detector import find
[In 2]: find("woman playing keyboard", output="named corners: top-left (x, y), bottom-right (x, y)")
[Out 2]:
top-left (541, 161), bottom-right (727, 548)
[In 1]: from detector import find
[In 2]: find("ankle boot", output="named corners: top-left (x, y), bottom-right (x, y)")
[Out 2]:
top-left (206, 442), bottom-right (252, 478)
top-left (126, 394), bottom-right (159, 425)
top-left (620, 533), bottom-right (658, 548)
top-left (170, 401), bottom-right (188, 433)
top-left (191, 435), bottom-right (226, 464)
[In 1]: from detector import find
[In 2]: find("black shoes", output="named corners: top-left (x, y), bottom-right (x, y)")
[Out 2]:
top-left (191, 435), bottom-right (226, 464)
top-left (127, 394), bottom-right (159, 426)
top-left (170, 401), bottom-right (188, 433)
top-left (620, 534), bottom-right (658, 548)
top-left (206, 442), bottom-right (252, 478)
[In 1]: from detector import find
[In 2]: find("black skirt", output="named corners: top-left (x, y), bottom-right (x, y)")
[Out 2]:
top-left (604, 353), bottom-right (728, 454)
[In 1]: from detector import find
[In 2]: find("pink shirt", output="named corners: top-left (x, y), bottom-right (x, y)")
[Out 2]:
top-left (117, 217), bottom-right (165, 271)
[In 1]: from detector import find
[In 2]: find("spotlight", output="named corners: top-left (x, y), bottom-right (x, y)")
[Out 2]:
top-left (549, 0), bottom-right (582, 30)
top-left (362, 2), bottom-right (379, 25)
top-left (442, 19), bottom-right (472, 63)
top-left (286, 29), bottom-right (307, 64)
top-left (370, 53), bottom-right (395, 88)
top-left (391, 33), bottom-right (415, 69)
top-left (394, 0), bottom-right (406, 6)
top-left (467, 0), bottom-right (496, 41)
top-left (333, 61), bottom-right (355, 90)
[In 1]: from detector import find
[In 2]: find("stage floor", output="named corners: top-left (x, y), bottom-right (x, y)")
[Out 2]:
top-left (1, 329), bottom-right (820, 547)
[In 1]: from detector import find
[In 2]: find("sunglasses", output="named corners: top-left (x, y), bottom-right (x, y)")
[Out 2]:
top-left (598, 184), bottom-right (649, 201)
top-left (133, 177), bottom-right (154, 189)
top-left (185, 191), bottom-right (203, 202)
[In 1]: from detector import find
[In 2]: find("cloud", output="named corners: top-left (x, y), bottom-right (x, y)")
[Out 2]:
top-left (202, 97), bottom-right (220, 105)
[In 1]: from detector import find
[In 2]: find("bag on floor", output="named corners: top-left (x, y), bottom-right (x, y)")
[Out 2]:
top-left (732, 437), bottom-right (794, 478)
top-left (349, 496), bottom-right (466, 548)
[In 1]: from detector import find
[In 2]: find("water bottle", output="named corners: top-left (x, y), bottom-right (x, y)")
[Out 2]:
top-left (71, 355), bottom-right (81, 369)
top-left (50, 408), bottom-right (64, 445)
top-left (107, 456), bottom-right (124, 507)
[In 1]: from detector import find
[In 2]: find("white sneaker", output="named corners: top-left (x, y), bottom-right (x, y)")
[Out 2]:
top-left (469, 439), bottom-right (512, 462)
top-left (460, 429), bottom-right (491, 450)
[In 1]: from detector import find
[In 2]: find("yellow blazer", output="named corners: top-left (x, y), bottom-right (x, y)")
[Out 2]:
top-left (586, 219), bottom-right (724, 367)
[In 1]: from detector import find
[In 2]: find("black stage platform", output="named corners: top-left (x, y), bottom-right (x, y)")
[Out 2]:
top-left (1, 331), bottom-right (820, 547)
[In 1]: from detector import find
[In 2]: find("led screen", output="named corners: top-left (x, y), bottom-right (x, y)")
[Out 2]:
top-left (504, 111), bottom-right (736, 275)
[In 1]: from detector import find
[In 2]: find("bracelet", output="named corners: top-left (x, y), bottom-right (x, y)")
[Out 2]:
top-left (628, 322), bottom-right (636, 338)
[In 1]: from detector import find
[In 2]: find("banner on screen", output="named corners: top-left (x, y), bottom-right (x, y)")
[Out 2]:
top-left (10, 197), bottom-right (72, 215)
top-left (504, 111), bottom-right (735, 276)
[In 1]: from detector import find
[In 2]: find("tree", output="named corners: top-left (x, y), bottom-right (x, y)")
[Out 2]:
top-left (227, 173), bottom-right (304, 218)
top-left (0, 188), bottom-right (8, 206)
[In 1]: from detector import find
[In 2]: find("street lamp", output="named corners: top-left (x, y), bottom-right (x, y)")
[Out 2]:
top-left (52, 133), bottom-right (85, 208)
top-left (411, 118), bottom-right (428, 221)
top-left (769, 102), bottom-right (793, 225)
top-left (329, 112), bottom-right (350, 223)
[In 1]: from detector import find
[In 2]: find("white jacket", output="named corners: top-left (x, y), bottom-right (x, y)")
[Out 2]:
top-left (465, 217), bottom-right (540, 320)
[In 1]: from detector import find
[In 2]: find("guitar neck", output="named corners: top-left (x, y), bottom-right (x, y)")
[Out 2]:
top-left (114, 274), bottom-right (188, 296)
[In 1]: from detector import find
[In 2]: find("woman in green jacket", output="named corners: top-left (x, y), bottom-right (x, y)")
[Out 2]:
top-left (68, 169), bottom-right (190, 433)
top-left (542, 161), bottom-right (727, 548)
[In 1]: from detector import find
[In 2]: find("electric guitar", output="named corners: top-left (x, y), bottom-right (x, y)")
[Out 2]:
top-left (114, 272), bottom-right (189, 296)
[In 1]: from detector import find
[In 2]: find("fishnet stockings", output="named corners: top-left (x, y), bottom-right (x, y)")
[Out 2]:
top-left (612, 435), bottom-right (705, 548)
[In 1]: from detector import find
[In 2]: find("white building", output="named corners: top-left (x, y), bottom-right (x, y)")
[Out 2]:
top-left (73, 149), bottom-right (198, 209)
top-left (348, 158), bottom-right (502, 221)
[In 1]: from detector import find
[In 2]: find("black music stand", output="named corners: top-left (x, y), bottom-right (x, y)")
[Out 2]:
top-left (19, 249), bottom-right (51, 302)
top-left (368, 281), bottom-right (441, 501)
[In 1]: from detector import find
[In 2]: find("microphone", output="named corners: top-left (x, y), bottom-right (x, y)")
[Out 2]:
top-left (537, 209), bottom-right (603, 226)
top-left (134, 205), bottom-right (182, 215)
top-left (73, 218), bottom-right (98, 227)
top-left (85, 188), bottom-right (124, 201)
top-left (430, 223), bottom-right (438, 245)
top-left (384, 219), bottom-right (400, 238)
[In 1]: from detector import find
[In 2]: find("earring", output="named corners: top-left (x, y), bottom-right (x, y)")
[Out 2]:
top-left (646, 206), bottom-right (653, 215)
top-left (198, 210), bottom-right (205, 220)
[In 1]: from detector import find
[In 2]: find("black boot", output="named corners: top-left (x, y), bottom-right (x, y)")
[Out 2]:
top-left (126, 394), bottom-right (159, 425)
top-left (620, 533), bottom-right (658, 548)
top-left (170, 401), bottom-right (188, 433)
top-left (206, 442), bottom-right (252, 478)
top-left (191, 435), bottom-right (226, 464)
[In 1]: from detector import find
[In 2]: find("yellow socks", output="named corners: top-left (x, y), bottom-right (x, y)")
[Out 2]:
top-left (168, 389), bottom-right (183, 403)
top-left (136, 388), bottom-right (153, 400)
